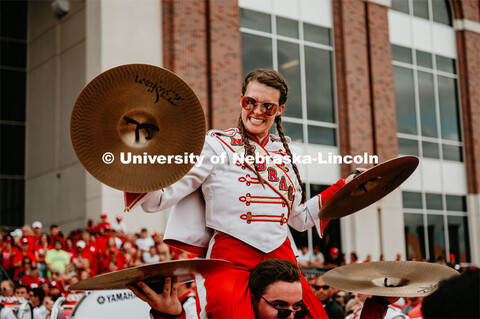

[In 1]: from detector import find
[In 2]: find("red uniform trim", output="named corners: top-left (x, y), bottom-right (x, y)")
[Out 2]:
top-left (216, 134), bottom-right (293, 216)
top-left (124, 192), bottom-right (148, 212)
top-left (163, 239), bottom-right (207, 257)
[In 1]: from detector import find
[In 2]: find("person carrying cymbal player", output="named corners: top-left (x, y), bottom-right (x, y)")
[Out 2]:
top-left (126, 69), bottom-right (360, 318)
top-left (129, 259), bottom-right (310, 319)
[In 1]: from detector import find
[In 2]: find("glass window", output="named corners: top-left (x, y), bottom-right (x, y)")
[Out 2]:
top-left (446, 195), bottom-right (466, 212)
top-left (282, 122), bottom-right (303, 143)
top-left (240, 9), bottom-right (271, 32)
top-left (303, 23), bottom-right (330, 45)
top-left (436, 55), bottom-right (456, 74)
top-left (394, 66), bottom-right (417, 134)
top-left (403, 191), bottom-right (423, 209)
top-left (392, 0), bottom-right (452, 25)
top-left (310, 184), bottom-right (329, 195)
top-left (241, 9), bottom-right (336, 148)
top-left (404, 213), bottom-right (426, 260)
top-left (0, 0), bottom-right (27, 39)
top-left (305, 47), bottom-right (334, 123)
top-left (432, 0), bottom-right (452, 26)
top-left (398, 138), bottom-right (419, 156)
top-left (447, 216), bottom-right (471, 263)
top-left (392, 45), bottom-right (412, 64)
top-left (1, 40), bottom-right (27, 68)
top-left (308, 126), bottom-right (336, 146)
top-left (416, 50), bottom-right (432, 69)
top-left (413, 0), bottom-right (429, 19)
top-left (437, 76), bottom-right (460, 141)
top-left (442, 144), bottom-right (462, 162)
top-left (1, 69), bottom-right (26, 121)
top-left (276, 16), bottom-right (298, 38)
top-left (278, 41), bottom-right (302, 119)
top-left (391, 0), bottom-right (410, 13)
top-left (0, 124), bottom-right (25, 175)
top-left (242, 33), bottom-right (273, 78)
top-left (422, 141), bottom-right (439, 159)
top-left (417, 71), bottom-right (437, 137)
top-left (426, 193), bottom-right (443, 210)
top-left (427, 214), bottom-right (446, 261)
top-left (0, 178), bottom-right (25, 226)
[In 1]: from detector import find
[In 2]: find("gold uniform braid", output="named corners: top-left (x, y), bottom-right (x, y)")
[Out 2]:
top-left (275, 116), bottom-right (307, 204)
top-left (237, 116), bottom-right (265, 187)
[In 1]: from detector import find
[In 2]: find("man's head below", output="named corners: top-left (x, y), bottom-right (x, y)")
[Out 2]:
top-left (249, 258), bottom-right (309, 319)
top-left (1, 279), bottom-right (14, 297)
top-left (312, 275), bottom-right (334, 304)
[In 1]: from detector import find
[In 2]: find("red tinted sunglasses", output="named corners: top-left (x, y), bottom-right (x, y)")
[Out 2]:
top-left (242, 96), bottom-right (278, 116)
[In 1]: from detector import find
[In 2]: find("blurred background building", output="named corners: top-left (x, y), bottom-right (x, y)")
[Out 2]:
top-left (1, 0), bottom-right (479, 266)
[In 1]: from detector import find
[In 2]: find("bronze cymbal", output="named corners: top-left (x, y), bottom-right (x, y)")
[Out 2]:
top-left (322, 261), bottom-right (458, 297)
top-left (71, 64), bottom-right (205, 193)
top-left (69, 259), bottom-right (232, 292)
top-left (319, 156), bottom-right (419, 220)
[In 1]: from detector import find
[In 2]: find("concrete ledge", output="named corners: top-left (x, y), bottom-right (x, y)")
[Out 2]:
top-left (365, 0), bottom-right (391, 8)
top-left (454, 19), bottom-right (480, 34)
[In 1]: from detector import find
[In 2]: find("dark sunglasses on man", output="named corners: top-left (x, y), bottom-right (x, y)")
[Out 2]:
top-left (261, 296), bottom-right (310, 319)
top-left (242, 96), bottom-right (279, 116)
top-left (311, 284), bottom-right (330, 290)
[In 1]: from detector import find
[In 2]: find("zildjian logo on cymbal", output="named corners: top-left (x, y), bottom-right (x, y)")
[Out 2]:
top-left (134, 75), bottom-right (185, 106)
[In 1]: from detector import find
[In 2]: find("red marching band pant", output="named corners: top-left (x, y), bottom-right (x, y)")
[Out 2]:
top-left (194, 232), bottom-right (328, 319)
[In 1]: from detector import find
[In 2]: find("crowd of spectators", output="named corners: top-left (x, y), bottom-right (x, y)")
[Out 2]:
top-left (0, 215), bottom-right (197, 318)
top-left (1, 216), bottom-right (476, 319)
top-left (296, 245), bottom-right (468, 272)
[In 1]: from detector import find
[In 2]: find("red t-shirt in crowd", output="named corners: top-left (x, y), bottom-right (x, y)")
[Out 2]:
top-left (1, 246), bottom-right (19, 270)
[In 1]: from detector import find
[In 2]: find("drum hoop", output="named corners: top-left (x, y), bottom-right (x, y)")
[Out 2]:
top-left (69, 293), bottom-right (89, 319)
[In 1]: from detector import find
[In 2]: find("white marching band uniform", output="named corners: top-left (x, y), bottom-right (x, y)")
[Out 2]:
top-left (136, 128), bottom-right (330, 255)
top-left (126, 128), bottom-right (342, 318)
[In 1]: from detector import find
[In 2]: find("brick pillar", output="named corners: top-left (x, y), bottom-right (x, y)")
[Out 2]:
top-left (162, 0), bottom-right (242, 131)
top-left (162, 0), bottom-right (210, 126)
top-left (365, 0), bottom-right (398, 162)
top-left (452, 0), bottom-right (480, 194)
top-left (333, 0), bottom-right (375, 177)
top-left (207, 0), bottom-right (243, 130)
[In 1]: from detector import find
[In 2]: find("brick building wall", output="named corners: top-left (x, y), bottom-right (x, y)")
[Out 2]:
top-left (333, 0), bottom-right (381, 178)
top-left (452, 0), bottom-right (480, 195)
top-left (365, 1), bottom-right (398, 163)
top-left (162, 0), bottom-right (241, 131)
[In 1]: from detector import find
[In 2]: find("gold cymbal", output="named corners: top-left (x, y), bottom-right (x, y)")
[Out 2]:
top-left (70, 64), bottom-right (205, 193)
top-left (319, 156), bottom-right (419, 220)
top-left (69, 259), bottom-right (232, 292)
top-left (322, 261), bottom-right (459, 297)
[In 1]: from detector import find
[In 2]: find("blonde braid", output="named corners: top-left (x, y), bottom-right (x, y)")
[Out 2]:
top-left (237, 116), bottom-right (265, 187)
top-left (275, 116), bottom-right (306, 204)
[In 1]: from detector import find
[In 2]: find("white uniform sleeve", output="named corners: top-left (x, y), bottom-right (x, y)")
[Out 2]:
top-left (141, 136), bottom-right (226, 213)
top-left (287, 191), bottom-right (321, 233)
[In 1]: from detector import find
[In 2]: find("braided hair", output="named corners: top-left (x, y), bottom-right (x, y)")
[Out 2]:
top-left (239, 69), bottom-right (307, 204)
top-left (274, 116), bottom-right (306, 204)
